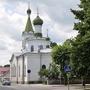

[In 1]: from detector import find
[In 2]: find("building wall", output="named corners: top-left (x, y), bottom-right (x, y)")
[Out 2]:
top-left (27, 53), bottom-right (40, 81)
top-left (34, 25), bottom-right (42, 33)
top-left (41, 53), bottom-right (52, 69)
top-left (26, 39), bottom-right (50, 52)
top-left (24, 56), bottom-right (28, 83)
top-left (10, 55), bottom-right (17, 83)
top-left (10, 52), bottom-right (52, 83)
top-left (26, 52), bottom-right (52, 82)
top-left (17, 56), bottom-right (23, 83)
top-left (10, 55), bottom-right (27, 83)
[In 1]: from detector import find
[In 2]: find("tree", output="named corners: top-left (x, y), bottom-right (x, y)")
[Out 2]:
top-left (38, 68), bottom-right (49, 83)
top-left (71, 0), bottom-right (90, 86)
top-left (50, 42), bottom-right (57, 48)
top-left (52, 40), bottom-right (71, 84)
top-left (48, 63), bottom-right (60, 80)
top-left (38, 68), bottom-right (48, 78)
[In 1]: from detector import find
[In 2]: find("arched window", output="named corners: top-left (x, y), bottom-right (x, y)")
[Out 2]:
top-left (38, 45), bottom-right (43, 50)
top-left (42, 65), bottom-right (46, 69)
top-left (46, 45), bottom-right (49, 48)
top-left (31, 45), bottom-right (34, 52)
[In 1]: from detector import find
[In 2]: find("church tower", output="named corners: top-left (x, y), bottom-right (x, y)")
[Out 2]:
top-left (22, 5), bottom-right (34, 51)
top-left (10, 4), bottom-right (52, 84)
top-left (22, 5), bottom-right (51, 53)
top-left (33, 8), bottom-right (43, 37)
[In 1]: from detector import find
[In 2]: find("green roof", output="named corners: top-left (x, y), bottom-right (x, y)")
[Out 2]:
top-left (33, 16), bottom-right (43, 25)
top-left (25, 17), bottom-right (34, 32)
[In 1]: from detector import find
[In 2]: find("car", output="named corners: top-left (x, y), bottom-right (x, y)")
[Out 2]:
top-left (2, 79), bottom-right (11, 86)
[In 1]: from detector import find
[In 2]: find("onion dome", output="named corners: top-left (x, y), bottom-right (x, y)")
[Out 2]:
top-left (25, 7), bottom-right (34, 32)
top-left (33, 16), bottom-right (43, 25)
top-left (27, 8), bottom-right (31, 15)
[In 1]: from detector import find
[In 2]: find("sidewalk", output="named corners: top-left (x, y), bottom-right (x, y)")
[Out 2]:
top-left (10, 83), bottom-right (90, 90)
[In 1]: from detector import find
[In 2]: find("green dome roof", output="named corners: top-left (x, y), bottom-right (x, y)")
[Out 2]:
top-left (33, 16), bottom-right (43, 25)
top-left (27, 9), bottom-right (31, 14)
top-left (25, 8), bottom-right (34, 32)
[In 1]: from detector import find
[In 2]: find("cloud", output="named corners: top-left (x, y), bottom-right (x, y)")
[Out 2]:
top-left (0, 0), bottom-right (80, 65)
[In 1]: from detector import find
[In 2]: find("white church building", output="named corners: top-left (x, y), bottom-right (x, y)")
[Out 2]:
top-left (10, 6), bottom-right (52, 84)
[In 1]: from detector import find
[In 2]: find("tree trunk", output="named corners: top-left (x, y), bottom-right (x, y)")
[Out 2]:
top-left (64, 74), bottom-right (67, 85)
top-left (82, 76), bottom-right (85, 88)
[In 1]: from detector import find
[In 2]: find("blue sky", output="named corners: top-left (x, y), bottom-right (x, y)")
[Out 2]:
top-left (0, 0), bottom-right (80, 65)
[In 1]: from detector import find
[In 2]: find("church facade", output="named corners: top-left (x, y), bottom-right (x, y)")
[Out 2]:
top-left (10, 6), bottom-right (52, 84)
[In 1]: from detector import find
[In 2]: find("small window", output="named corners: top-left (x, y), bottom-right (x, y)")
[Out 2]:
top-left (46, 45), bottom-right (49, 48)
top-left (42, 65), bottom-right (46, 69)
top-left (31, 45), bottom-right (34, 52)
top-left (38, 45), bottom-right (43, 50)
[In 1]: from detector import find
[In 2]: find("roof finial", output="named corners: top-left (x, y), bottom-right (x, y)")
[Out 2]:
top-left (27, 1), bottom-right (31, 16)
top-left (37, 8), bottom-right (39, 16)
top-left (28, 1), bottom-right (30, 9)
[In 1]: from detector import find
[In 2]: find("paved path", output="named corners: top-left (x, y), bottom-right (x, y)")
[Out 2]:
top-left (0, 84), bottom-right (88, 90)
top-left (0, 84), bottom-right (83, 90)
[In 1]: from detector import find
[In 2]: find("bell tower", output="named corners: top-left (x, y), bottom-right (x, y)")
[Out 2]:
top-left (22, 4), bottom-right (34, 51)
top-left (33, 8), bottom-right (43, 37)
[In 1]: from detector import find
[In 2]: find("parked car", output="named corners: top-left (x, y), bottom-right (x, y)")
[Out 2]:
top-left (2, 79), bottom-right (11, 86)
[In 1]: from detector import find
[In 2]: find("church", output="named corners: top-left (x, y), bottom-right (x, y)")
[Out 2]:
top-left (10, 6), bottom-right (52, 84)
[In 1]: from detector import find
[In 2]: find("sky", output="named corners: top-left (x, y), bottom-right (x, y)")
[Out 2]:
top-left (0, 0), bottom-right (80, 66)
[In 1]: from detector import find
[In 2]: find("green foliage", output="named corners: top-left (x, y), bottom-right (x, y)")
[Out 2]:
top-left (38, 68), bottom-right (48, 78)
top-left (48, 63), bottom-right (60, 79)
top-left (38, 63), bottom-right (60, 80)
top-left (50, 42), bottom-right (57, 48)
top-left (71, 0), bottom-right (90, 85)
top-left (71, 32), bottom-right (90, 77)
top-left (52, 42), bottom-right (71, 65)
top-left (71, 0), bottom-right (90, 36)
top-left (51, 39), bottom-right (71, 81)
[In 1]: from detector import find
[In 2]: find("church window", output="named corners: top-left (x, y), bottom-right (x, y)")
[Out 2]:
top-left (31, 45), bottom-right (34, 52)
top-left (46, 45), bottom-right (49, 48)
top-left (42, 65), bottom-right (46, 69)
top-left (38, 45), bottom-right (43, 50)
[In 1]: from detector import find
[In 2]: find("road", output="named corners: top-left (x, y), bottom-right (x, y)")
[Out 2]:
top-left (0, 84), bottom-right (83, 90)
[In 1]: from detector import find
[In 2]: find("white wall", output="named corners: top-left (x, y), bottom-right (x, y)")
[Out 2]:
top-left (41, 53), bottom-right (52, 69)
top-left (10, 55), bottom-right (17, 83)
top-left (27, 53), bottom-right (40, 81)
top-left (26, 52), bottom-right (52, 81)
top-left (17, 56), bottom-right (23, 83)
top-left (34, 25), bottom-right (42, 33)
top-left (26, 39), bottom-right (50, 52)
